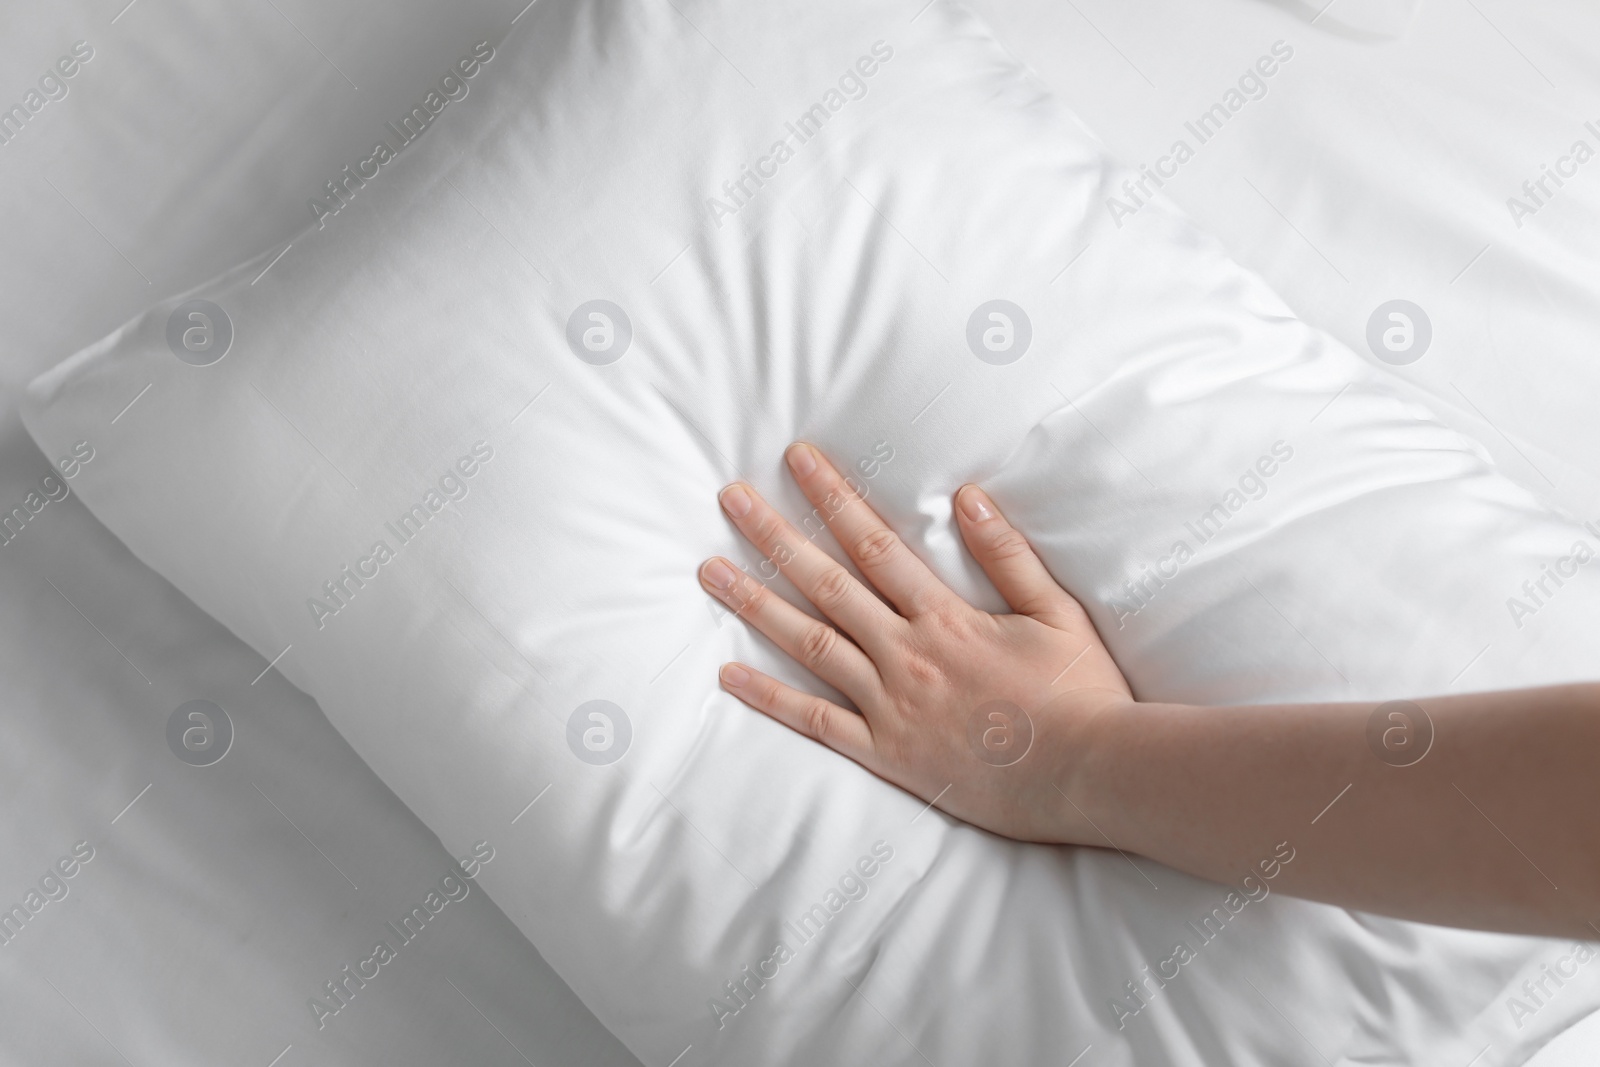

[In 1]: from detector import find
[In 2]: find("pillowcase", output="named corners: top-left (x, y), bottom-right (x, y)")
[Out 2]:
top-left (24, 0), bottom-right (1600, 1063)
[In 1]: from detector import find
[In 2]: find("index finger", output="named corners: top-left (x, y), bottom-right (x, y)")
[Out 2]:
top-left (784, 443), bottom-right (953, 618)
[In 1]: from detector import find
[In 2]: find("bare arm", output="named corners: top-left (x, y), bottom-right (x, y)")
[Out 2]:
top-left (1070, 687), bottom-right (1600, 937)
top-left (700, 442), bottom-right (1600, 938)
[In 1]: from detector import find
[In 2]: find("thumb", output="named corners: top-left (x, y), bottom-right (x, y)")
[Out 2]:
top-left (954, 484), bottom-right (1083, 625)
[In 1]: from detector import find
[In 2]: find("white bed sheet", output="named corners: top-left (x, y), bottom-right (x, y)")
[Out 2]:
top-left (0, 397), bottom-right (641, 1065)
top-left (972, 0), bottom-right (1600, 520)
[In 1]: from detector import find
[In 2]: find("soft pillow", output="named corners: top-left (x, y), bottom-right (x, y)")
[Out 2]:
top-left (24, 1), bottom-right (1600, 1063)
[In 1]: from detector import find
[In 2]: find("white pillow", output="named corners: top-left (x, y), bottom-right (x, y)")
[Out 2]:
top-left (24, 1), bottom-right (1600, 1063)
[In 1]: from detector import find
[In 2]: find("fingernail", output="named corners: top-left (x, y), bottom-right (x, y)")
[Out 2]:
top-left (701, 558), bottom-right (739, 591)
top-left (959, 485), bottom-right (994, 522)
top-left (720, 484), bottom-right (754, 517)
top-left (786, 443), bottom-right (818, 478)
top-left (721, 663), bottom-right (751, 688)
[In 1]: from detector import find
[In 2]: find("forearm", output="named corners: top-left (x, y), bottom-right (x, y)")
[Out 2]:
top-left (1063, 685), bottom-right (1600, 937)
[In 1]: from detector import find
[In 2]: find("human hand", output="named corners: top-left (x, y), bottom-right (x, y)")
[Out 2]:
top-left (698, 442), bottom-right (1133, 844)
top-left (702, 446), bottom-right (1600, 934)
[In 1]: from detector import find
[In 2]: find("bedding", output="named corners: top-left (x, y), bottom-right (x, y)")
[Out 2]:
top-left (970, 0), bottom-right (1600, 515)
top-left (0, 404), bottom-right (637, 1067)
top-left (0, 2), bottom-right (637, 1062)
top-left (18, 2), bottom-right (1600, 1066)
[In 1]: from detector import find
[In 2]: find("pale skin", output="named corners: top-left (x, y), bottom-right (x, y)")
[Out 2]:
top-left (698, 442), bottom-right (1600, 939)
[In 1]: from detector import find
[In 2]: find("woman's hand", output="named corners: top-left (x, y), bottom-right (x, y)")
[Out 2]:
top-left (699, 441), bottom-right (1132, 843)
top-left (698, 443), bottom-right (1600, 935)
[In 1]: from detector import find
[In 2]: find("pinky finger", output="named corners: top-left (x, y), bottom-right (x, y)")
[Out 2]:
top-left (720, 662), bottom-right (876, 768)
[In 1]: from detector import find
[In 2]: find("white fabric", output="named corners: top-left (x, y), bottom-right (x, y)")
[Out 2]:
top-left (0, 404), bottom-right (637, 1066)
top-left (972, 0), bottom-right (1600, 516)
top-left (18, 3), bottom-right (1600, 1067)
top-left (0, 0), bottom-right (636, 1062)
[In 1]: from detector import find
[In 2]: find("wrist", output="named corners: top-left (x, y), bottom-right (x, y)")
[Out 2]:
top-left (1036, 689), bottom-right (1150, 845)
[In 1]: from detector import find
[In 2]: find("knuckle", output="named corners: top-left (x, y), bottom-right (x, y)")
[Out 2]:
top-left (811, 566), bottom-right (856, 611)
top-left (729, 575), bottom-right (765, 615)
top-left (797, 622), bottom-right (840, 671)
top-left (750, 513), bottom-right (785, 552)
top-left (802, 698), bottom-right (834, 743)
top-left (899, 650), bottom-right (946, 689)
top-left (924, 602), bottom-right (970, 637)
top-left (986, 527), bottom-right (1034, 562)
top-left (753, 673), bottom-right (785, 707)
top-left (852, 526), bottom-right (902, 568)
